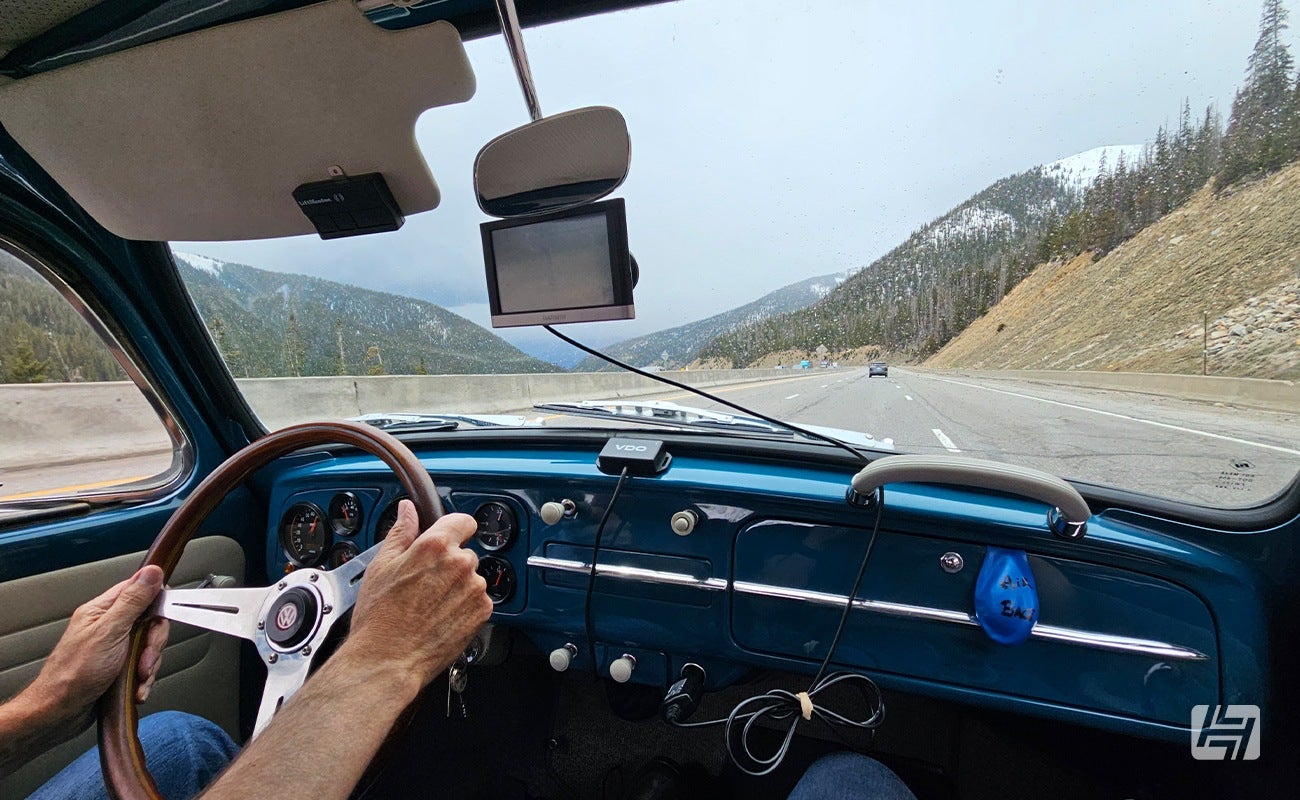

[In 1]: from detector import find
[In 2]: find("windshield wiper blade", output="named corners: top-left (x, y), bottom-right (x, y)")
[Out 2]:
top-left (354, 413), bottom-right (460, 433)
top-left (354, 412), bottom-right (539, 433)
top-left (533, 400), bottom-right (795, 437)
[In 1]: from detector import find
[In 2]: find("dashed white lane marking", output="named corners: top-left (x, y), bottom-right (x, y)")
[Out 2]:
top-left (785, 394), bottom-right (800, 399)
top-left (932, 428), bottom-right (961, 453)
top-left (820, 384), bottom-right (829, 388)
top-left (923, 374), bottom-right (1300, 457)
top-left (905, 395), bottom-right (913, 401)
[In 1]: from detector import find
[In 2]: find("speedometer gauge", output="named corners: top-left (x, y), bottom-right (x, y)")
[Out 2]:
top-left (279, 502), bottom-right (330, 567)
top-left (474, 501), bottom-right (517, 551)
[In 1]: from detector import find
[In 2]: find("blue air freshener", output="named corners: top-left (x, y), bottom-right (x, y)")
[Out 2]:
top-left (974, 547), bottom-right (1038, 645)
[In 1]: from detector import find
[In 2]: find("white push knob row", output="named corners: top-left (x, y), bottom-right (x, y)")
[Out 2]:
top-left (548, 645), bottom-right (638, 683)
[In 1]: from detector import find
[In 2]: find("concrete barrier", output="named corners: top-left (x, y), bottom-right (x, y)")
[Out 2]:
top-left (0, 382), bottom-right (173, 470)
top-left (0, 369), bottom-right (780, 469)
top-left (243, 369), bottom-right (780, 429)
top-left (927, 369), bottom-right (1299, 413)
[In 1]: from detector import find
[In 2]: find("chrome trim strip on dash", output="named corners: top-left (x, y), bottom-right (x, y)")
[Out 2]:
top-left (527, 556), bottom-right (728, 591)
top-left (526, 556), bottom-right (1208, 662)
top-left (731, 581), bottom-right (1207, 662)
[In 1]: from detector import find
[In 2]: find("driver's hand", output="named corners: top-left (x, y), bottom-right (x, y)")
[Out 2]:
top-left (348, 500), bottom-right (492, 688)
top-left (30, 566), bottom-right (170, 727)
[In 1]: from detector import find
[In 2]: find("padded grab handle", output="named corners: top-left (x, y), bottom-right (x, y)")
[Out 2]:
top-left (850, 454), bottom-right (1089, 539)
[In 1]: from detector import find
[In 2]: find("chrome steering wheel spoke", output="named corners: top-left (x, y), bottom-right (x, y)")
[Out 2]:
top-left (154, 586), bottom-right (269, 641)
top-left (253, 656), bottom-right (312, 739)
top-left (325, 541), bottom-right (382, 611)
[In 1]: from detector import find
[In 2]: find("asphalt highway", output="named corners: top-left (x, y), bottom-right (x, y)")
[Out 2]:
top-left (535, 367), bottom-right (1300, 508)
top-left (4, 368), bottom-right (1296, 509)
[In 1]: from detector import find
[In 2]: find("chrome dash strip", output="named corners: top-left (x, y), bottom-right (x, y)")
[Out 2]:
top-left (527, 556), bottom-right (728, 591)
top-left (731, 582), bottom-right (1205, 661)
top-left (1030, 624), bottom-right (1207, 661)
top-left (528, 559), bottom-right (1207, 662)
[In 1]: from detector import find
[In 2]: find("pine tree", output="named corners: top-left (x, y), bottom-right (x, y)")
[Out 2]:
top-left (333, 318), bottom-right (348, 376)
top-left (283, 311), bottom-right (306, 377)
top-left (5, 340), bottom-right (51, 383)
top-left (208, 315), bottom-right (244, 376)
top-left (364, 345), bottom-right (386, 376)
top-left (415, 356), bottom-right (429, 375)
top-left (1220, 0), bottom-right (1296, 185)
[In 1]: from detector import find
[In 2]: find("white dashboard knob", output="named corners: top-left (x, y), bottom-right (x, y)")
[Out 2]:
top-left (609, 654), bottom-right (637, 683)
top-left (540, 502), bottom-right (566, 525)
top-left (670, 510), bottom-right (697, 536)
top-left (549, 644), bottom-right (577, 672)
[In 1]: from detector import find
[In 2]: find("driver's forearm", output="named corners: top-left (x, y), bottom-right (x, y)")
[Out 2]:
top-left (0, 679), bottom-right (88, 777)
top-left (198, 644), bottom-right (424, 800)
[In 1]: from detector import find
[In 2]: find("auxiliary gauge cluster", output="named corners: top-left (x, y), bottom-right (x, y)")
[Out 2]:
top-left (473, 501), bottom-right (519, 605)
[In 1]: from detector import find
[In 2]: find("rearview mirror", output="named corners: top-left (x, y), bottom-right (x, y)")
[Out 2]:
top-left (474, 106), bottom-right (631, 217)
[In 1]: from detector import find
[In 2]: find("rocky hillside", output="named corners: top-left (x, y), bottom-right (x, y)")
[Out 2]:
top-left (696, 157), bottom-right (1099, 368)
top-left (927, 161), bottom-right (1300, 379)
top-left (573, 270), bottom-right (851, 371)
top-left (174, 252), bottom-right (556, 377)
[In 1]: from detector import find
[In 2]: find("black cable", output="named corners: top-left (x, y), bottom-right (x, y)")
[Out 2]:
top-left (584, 465), bottom-right (630, 677)
top-left (670, 487), bottom-right (887, 777)
top-left (544, 325), bottom-right (871, 466)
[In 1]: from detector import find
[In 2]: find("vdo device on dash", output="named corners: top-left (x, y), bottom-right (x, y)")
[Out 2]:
top-left (481, 198), bottom-right (635, 328)
top-left (597, 437), bottom-right (671, 477)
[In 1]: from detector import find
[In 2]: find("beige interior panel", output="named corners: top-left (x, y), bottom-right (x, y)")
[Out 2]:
top-left (0, 536), bottom-right (245, 798)
top-left (0, 0), bottom-right (476, 241)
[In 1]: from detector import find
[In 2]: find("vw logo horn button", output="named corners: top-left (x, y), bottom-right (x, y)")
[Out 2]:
top-left (265, 587), bottom-right (319, 649)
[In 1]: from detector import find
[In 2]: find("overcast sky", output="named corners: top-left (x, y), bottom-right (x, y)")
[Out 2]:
top-left (178, 0), bottom-right (1288, 354)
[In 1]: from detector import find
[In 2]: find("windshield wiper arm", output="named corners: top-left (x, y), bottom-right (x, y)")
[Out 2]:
top-left (355, 413), bottom-right (459, 433)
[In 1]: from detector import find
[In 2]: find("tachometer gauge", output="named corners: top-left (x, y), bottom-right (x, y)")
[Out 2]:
top-left (328, 541), bottom-right (360, 569)
top-left (279, 502), bottom-right (329, 567)
top-left (328, 492), bottom-right (363, 536)
top-left (374, 497), bottom-right (405, 543)
top-left (474, 501), bottom-right (517, 551)
top-left (476, 556), bottom-right (516, 604)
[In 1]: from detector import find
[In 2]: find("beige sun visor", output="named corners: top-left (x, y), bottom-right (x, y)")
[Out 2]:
top-left (0, 0), bottom-right (475, 241)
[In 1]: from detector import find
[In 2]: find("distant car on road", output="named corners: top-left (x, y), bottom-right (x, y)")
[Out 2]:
top-left (868, 361), bottom-right (889, 377)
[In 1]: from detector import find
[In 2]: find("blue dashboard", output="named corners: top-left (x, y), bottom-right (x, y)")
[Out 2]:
top-left (261, 437), bottom-right (1277, 744)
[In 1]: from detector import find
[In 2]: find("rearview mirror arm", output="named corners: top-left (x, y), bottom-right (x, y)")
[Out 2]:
top-left (494, 0), bottom-right (543, 121)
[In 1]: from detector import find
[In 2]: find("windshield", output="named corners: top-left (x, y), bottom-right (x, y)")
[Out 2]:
top-left (169, 0), bottom-right (1299, 509)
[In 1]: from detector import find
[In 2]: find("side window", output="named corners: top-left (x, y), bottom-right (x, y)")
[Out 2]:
top-left (0, 246), bottom-right (184, 504)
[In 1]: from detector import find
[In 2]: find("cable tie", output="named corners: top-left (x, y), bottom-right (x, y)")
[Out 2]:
top-left (795, 691), bottom-right (814, 720)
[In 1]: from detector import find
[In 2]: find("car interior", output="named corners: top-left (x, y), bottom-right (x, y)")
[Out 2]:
top-left (0, 2), bottom-right (1296, 799)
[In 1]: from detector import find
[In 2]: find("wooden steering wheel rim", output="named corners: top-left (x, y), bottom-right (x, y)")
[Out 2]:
top-left (98, 419), bottom-right (441, 800)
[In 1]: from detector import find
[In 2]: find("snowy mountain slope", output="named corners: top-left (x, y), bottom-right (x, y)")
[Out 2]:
top-left (1042, 144), bottom-right (1144, 191)
top-left (700, 152), bottom-right (1102, 366)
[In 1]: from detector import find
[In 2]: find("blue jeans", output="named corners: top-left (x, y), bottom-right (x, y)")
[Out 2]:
top-left (28, 711), bottom-right (238, 800)
top-left (788, 752), bottom-right (918, 800)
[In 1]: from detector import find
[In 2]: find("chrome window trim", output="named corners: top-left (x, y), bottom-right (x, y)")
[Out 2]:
top-left (527, 555), bottom-right (1207, 662)
top-left (0, 236), bottom-right (194, 507)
